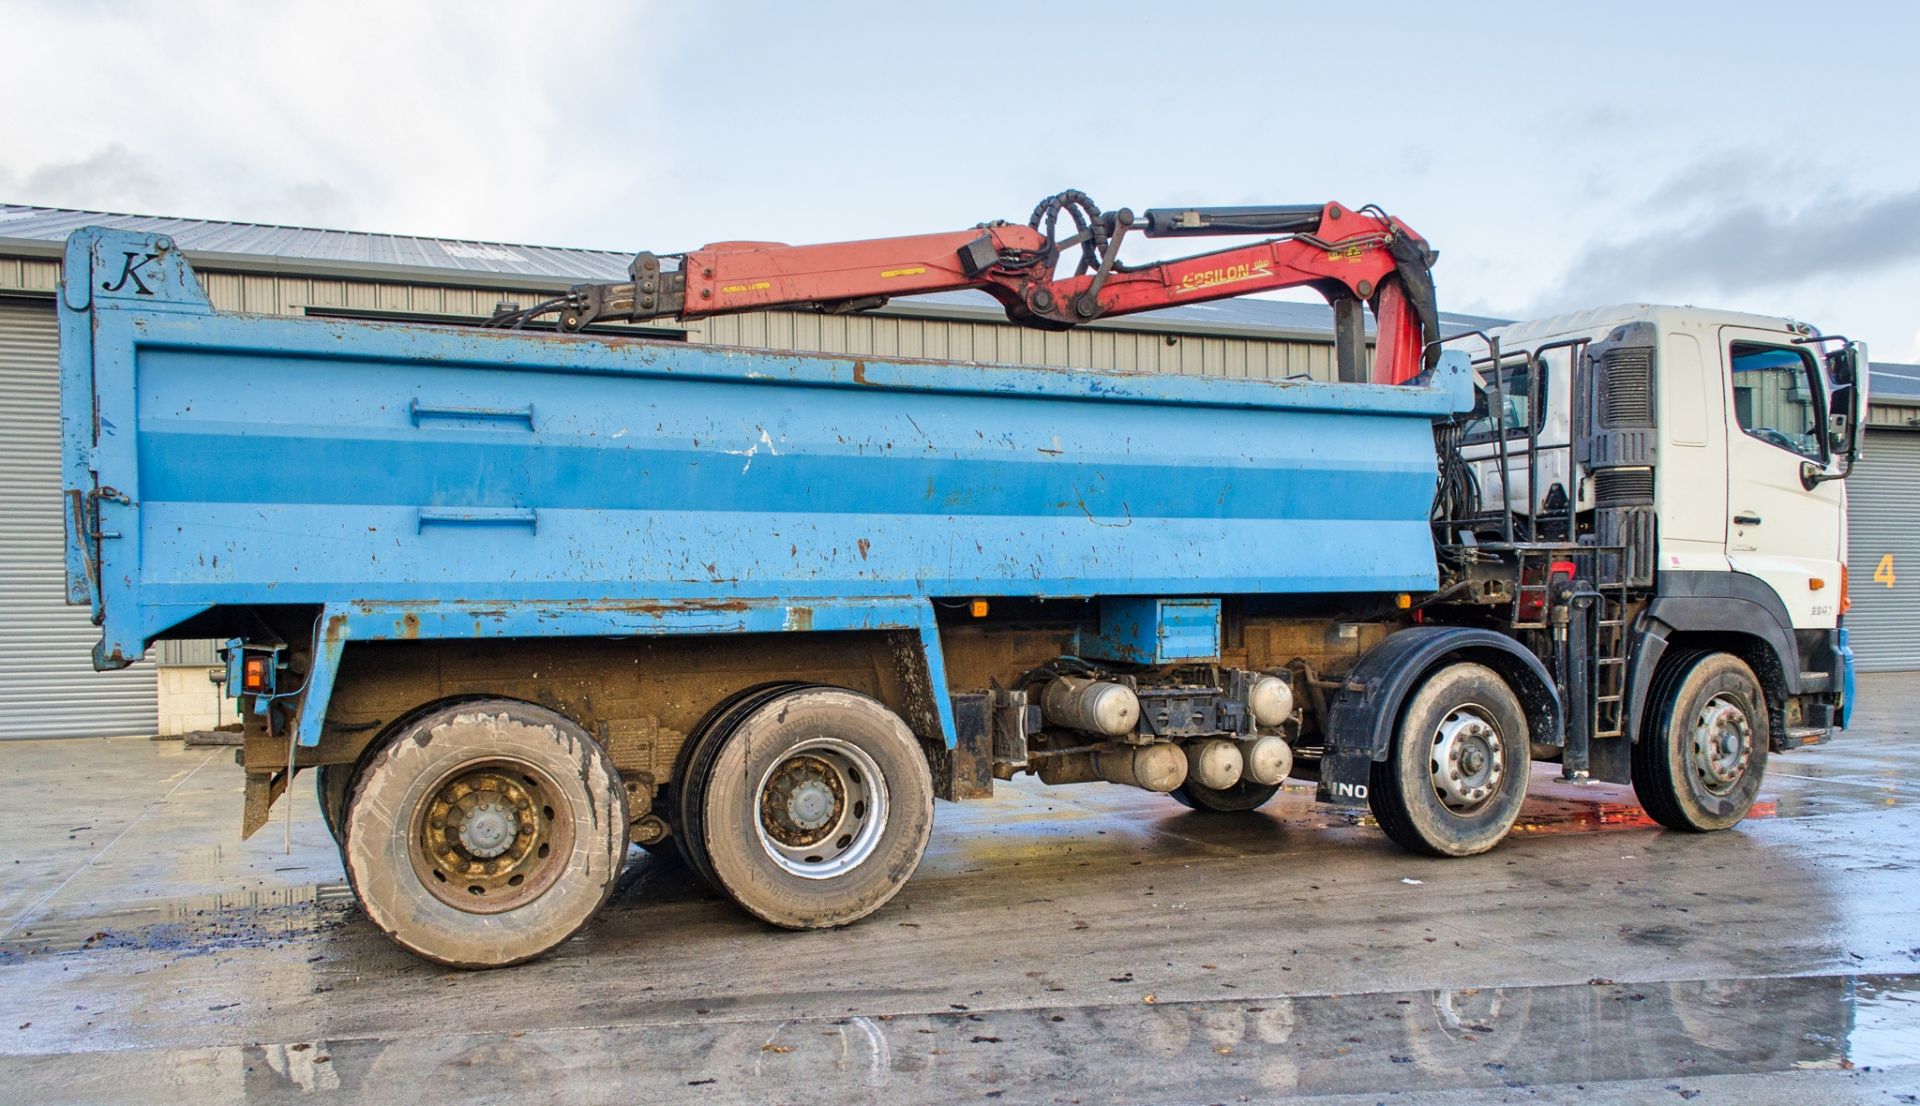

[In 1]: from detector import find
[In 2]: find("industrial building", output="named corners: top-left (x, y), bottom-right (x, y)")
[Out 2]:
top-left (2, 203), bottom-right (1914, 739)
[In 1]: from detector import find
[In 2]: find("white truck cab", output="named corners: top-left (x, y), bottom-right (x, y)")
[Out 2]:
top-left (1460, 304), bottom-right (1864, 632)
top-left (1434, 304), bottom-right (1863, 818)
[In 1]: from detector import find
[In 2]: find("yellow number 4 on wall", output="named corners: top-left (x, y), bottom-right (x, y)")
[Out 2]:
top-left (1875, 553), bottom-right (1897, 588)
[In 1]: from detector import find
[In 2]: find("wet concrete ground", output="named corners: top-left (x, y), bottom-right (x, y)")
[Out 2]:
top-left (1, 677), bottom-right (1918, 1104)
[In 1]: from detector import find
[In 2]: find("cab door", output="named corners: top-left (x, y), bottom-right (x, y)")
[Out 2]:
top-left (1720, 328), bottom-right (1845, 628)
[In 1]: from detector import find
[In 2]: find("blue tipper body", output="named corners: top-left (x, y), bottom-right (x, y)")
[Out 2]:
top-left (58, 228), bottom-right (1476, 747)
top-left (1088, 598), bottom-right (1223, 664)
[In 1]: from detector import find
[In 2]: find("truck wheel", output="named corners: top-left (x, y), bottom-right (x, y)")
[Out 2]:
top-left (342, 700), bottom-right (628, 968)
top-left (681, 687), bottom-right (934, 929)
top-left (1631, 651), bottom-right (1769, 832)
top-left (1170, 779), bottom-right (1281, 812)
top-left (672, 682), bottom-right (813, 888)
top-left (1369, 662), bottom-right (1531, 857)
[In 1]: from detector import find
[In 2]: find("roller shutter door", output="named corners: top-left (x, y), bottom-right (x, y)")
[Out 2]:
top-left (0, 299), bottom-right (157, 737)
top-left (1844, 426), bottom-right (1920, 671)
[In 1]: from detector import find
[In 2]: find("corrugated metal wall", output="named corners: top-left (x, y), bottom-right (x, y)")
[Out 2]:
top-left (697, 311), bottom-right (1338, 380)
top-left (1845, 427), bottom-right (1920, 671)
top-left (0, 257), bottom-right (566, 330)
top-left (1867, 399), bottom-right (1918, 431)
top-left (0, 299), bottom-right (159, 737)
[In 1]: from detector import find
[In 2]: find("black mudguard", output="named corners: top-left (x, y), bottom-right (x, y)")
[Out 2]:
top-left (1317, 626), bottom-right (1562, 809)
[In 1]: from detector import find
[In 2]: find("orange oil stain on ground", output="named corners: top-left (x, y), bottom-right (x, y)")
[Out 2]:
top-left (1510, 797), bottom-right (1778, 834)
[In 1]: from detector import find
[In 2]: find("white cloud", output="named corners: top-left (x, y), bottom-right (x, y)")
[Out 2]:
top-left (3, 144), bottom-right (165, 211)
top-left (0, 0), bottom-right (697, 243)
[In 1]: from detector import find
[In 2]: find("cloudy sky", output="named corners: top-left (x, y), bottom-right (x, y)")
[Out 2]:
top-left (4, 1), bottom-right (1917, 359)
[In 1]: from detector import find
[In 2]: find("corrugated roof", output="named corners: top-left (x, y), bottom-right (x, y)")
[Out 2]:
top-left (0, 202), bottom-right (1504, 339)
top-left (1871, 361), bottom-right (1920, 403)
top-left (0, 203), bottom-right (635, 281)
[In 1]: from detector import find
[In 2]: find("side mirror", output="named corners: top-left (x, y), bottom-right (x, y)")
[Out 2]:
top-left (1826, 345), bottom-right (1858, 387)
top-left (1806, 341), bottom-right (1868, 487)
top-left (1841, 341), bottom-right (1868, 466)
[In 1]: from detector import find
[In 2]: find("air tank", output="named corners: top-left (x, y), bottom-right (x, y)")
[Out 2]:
top-left (1186, 738), bottom-right (1245, 790)
top-left (1247, 675), bottom-right (1295, 728)
top-left (1092, 743), bottom-right (1189, 792)
top-left (1237, 734), bottom-right (1294, 786)
top-left (1042, 676), bottom-right (1140, 736)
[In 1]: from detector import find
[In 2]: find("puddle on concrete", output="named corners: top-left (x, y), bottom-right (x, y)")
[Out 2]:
top-left (1846, 977), bottom-right (1920, 1067)
top-left (0, 882), bottom-right (357, 961)
top-left (13, 971), bottom-right (1912, 1103)
top-left (303, 972), bottom-right (1920, 1099)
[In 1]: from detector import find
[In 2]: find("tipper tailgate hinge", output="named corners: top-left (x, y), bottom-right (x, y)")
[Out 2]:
top-left (87, 486), bottom-right (131, 540)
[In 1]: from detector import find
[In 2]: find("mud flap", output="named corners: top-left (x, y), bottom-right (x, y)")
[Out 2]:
top-left (929, 692), bottom-right (993, 801)
top-left (1317, 747), bottom-right (1374, 810)
top-left (241, 768), bottom-right (290, 840)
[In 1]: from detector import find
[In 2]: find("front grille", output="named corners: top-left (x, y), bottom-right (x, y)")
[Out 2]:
top-left (1600, 349), bottom-right (1653, 428)
top-left (1594, 467), bottom-right (1654, 506)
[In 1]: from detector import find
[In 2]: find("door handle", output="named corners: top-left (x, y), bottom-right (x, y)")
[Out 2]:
top-left (1733, 513), bottom-right (1762, 526)
top-left (409, 399), bottom-right (536, 430)
top-left (417, 507), bottom-right (539, 533)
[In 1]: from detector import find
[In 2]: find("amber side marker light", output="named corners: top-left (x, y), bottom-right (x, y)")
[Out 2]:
top-left (1841, 564), bottom-right (1851, 615)
top-left (969, 598), bottom-right (989, 618)
top-left (242, 655), bottom-right (271, 694)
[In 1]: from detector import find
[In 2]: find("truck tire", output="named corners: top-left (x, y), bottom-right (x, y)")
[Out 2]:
top-left (1369, 662), bottom-right (1531, 857)
top-left (681, 686), bottom-right (934, 929)
top-left (1631, 651), bottom-right (1769, 832)
top-left (341, 700), bottom-right (628, 968)
top-left (671, 682), bottom-right (813, 888)
top-left (1170, 779), bottom-right (1281, 812)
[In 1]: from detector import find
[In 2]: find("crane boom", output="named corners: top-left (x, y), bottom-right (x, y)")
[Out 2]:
top-left (496, 192), bottom-right (1441, 385)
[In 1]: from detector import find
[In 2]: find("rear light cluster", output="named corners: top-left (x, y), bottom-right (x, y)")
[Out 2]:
top-left (222, 638), bottom-right (282, 701)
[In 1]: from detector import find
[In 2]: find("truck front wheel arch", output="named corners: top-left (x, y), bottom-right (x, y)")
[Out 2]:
top-left (1630, 627), bottom-right (1791, 747)
top-left (1318, 627), bottom-right (1560, 808)
top-left (1328, 627), bottom-right (1563, 762)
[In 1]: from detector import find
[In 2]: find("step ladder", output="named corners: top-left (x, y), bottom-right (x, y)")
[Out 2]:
top-left (1591, 568), bottom-right (1629, 740)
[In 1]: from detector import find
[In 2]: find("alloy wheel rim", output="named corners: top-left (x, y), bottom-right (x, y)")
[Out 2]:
top-left (754, 737), bottom-right (888, 879)
top-left (409, 759), bottom-right (573, 913)
top-left (1689, 694), bottom-right (1752, 795)
top-left (1429, 704), bottom-right (1505, 814)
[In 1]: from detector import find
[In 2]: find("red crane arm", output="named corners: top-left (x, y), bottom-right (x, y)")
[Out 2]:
top-left (681, 226), bottom-right (1050, 315)
top-left (516, 194), bottom-right (1440, 385)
